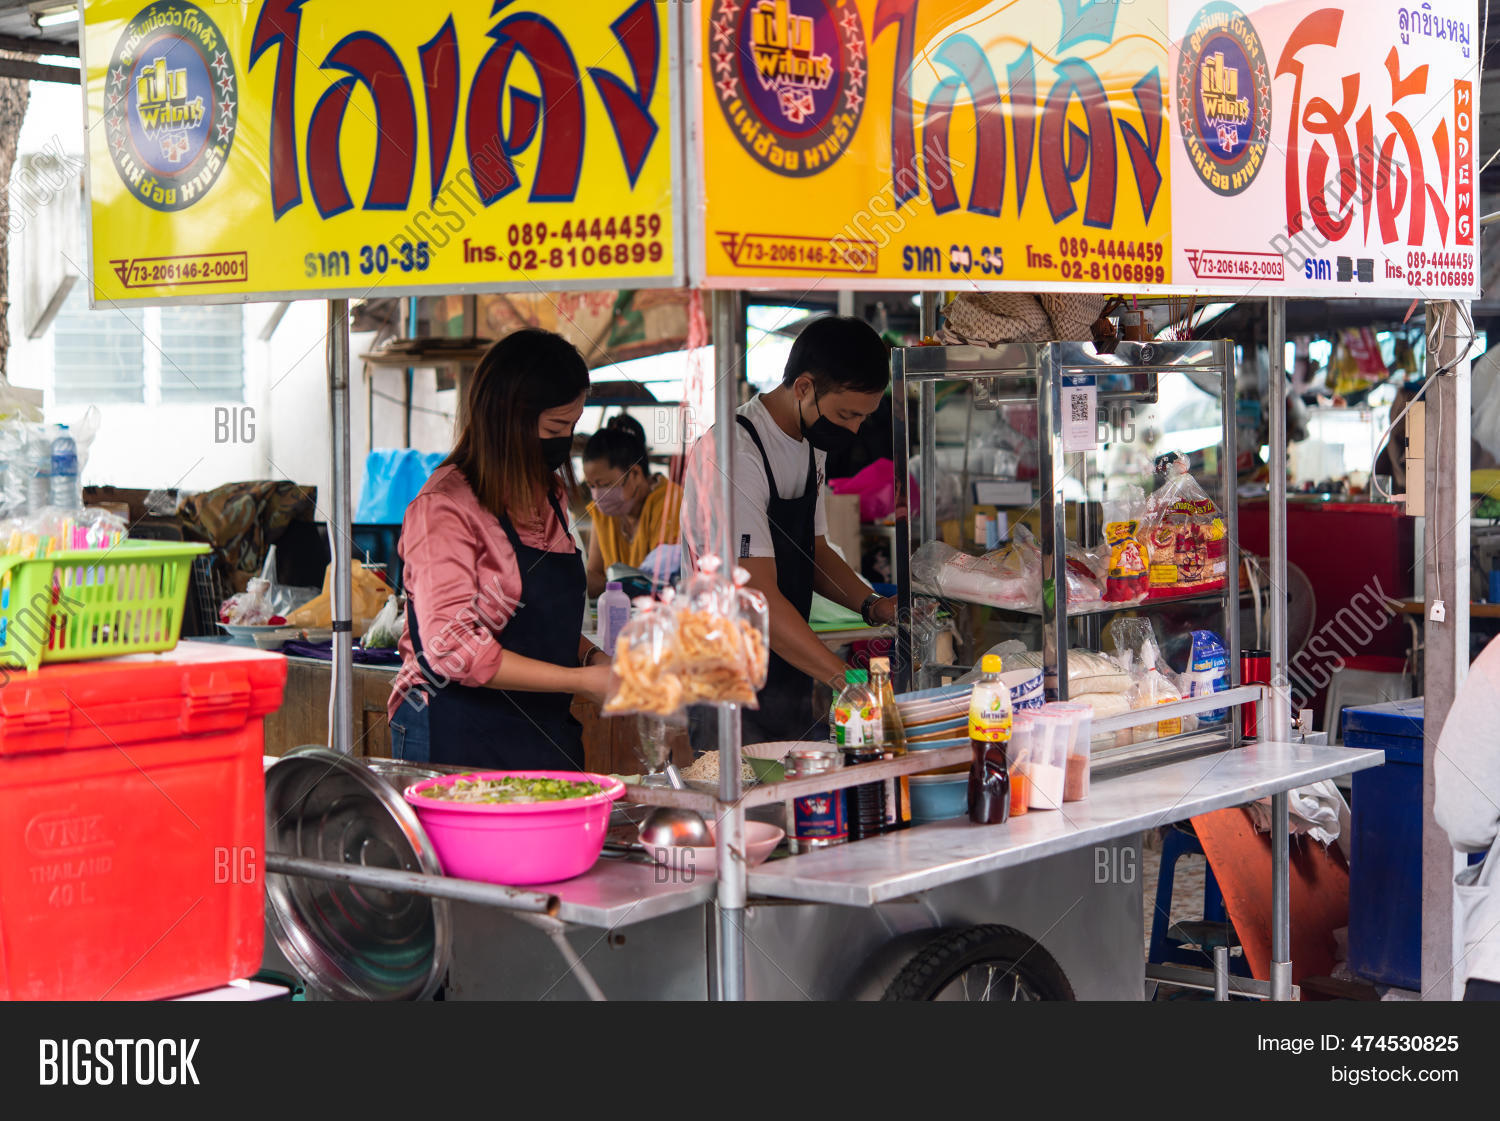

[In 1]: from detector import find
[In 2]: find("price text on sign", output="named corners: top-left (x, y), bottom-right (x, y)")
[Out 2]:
top-left (83, 0), bottom-right (680, 304)
top-left (699, 0), bottom-right (1478, 298)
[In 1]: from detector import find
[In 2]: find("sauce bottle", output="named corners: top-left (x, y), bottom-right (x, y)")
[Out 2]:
top-left (832, 669), bottom-right (886, 841)
top-left (967, 654), bottom-right (1013, 825)
top-left (869, 656), bottom-right (910, 831)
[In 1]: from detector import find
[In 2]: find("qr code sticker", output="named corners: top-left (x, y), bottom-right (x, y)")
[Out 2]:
top-left (1070, 393), bottom-right (1089, 422)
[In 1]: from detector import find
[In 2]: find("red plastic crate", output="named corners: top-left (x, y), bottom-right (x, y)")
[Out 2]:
top-left (0, 643), bottom-right (286, 1000)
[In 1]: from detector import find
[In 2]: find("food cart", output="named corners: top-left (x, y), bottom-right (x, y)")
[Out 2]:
top-left (76, 0), bottom-right (1476, 999)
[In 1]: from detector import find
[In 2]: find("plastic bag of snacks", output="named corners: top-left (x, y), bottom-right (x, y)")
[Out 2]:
top-left (604, 558), bottom-right (770, 715)
top-left (603, 598), bottom-right (684, 716)
top-left (732, 568), bottom-right (771, 691)
top-left (1108, 617), bottom-right (1182, 742)
top-left (675, 557), bottom-right (762, 706)
top-left (1101, 485), bottom-right (1148, 602)
top-left (1140, 453), bottom-right (1226, 599)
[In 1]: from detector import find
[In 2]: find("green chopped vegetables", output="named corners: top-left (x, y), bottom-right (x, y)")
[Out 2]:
top-left (419, 775), bottom-right (604, 804)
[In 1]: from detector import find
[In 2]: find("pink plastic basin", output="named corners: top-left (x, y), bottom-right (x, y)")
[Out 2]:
top-left (404, 771), bottom-right (626, 885)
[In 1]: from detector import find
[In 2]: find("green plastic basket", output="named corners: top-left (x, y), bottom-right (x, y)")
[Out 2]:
top-left (0, 541), bottom-right (210, 671)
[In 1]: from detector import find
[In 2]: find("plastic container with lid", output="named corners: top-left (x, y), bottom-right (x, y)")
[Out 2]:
top-left (1028, 707), bottom-right (1072, 810)
top-left (1007, 711), bottom-right (1035, 817)
top-left (1050, 701), bottom-right (1094, 802)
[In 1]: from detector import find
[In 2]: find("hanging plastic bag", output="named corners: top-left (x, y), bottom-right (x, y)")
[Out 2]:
top-left (733, 568), bottom-right (771, 691)
top-left (603, 599), bottom-right (684, 716)
top-left (1140, 453), bottom-right (1227, 599)
top-left (673, 556), bottom-right (760, 707)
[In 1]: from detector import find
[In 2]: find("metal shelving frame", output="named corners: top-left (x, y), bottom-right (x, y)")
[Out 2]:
top-left (891, 339), bottom-right (1241, 768)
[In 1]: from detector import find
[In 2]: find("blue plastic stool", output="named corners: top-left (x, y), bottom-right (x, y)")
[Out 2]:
top-left (1148, 825), bottom-right (1238, 969)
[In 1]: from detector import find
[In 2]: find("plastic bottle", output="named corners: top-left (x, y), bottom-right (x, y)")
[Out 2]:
top-left (967, 653), bottom-right (1013, 824)
top-left (831, 669), bottom-right (885, 841)
top-left (598, 580), bottom-right (631, 655)
top-left (868, 656), bottom-right (909, 831)
top-left (25, 427), bottom-right (52, 514)
top-left (49, 429), bottom-right (79, 510)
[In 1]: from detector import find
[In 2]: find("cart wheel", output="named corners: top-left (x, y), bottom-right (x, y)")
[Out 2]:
top-left (881, 924), bottom-right (1075, 1002)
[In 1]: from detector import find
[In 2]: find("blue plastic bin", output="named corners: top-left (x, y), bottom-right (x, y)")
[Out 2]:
top-left (1342, 697), bottom-right (1424, 991)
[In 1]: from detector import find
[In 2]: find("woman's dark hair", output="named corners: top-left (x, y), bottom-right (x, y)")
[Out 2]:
top-left (583, 414), bottom-right (649, 474)
top-left (782, 314), bottom-right (890, 395)
top-left (445, 328), bottom-right (589, 521)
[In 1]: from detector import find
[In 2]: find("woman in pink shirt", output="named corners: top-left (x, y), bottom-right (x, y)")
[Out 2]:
top-left (388, 329), bottom-right (611, 769)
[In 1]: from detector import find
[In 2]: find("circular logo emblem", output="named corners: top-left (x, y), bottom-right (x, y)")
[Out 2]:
top-left (104, 1), bottom-right (238, 211)
top-left (1177, 2), bottom-right (1271, 196)
top-left (709, 0), bottom-right (867, 177)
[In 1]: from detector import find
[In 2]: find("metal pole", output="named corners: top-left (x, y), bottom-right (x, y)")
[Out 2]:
top-left (1221, 342), bottom-right (1242, 746)
top-left (919, 292), bottom-right (940, 339)
top-left (265, 852), bottom-right (559, 915)
top-left (1270, 789), bottom-right (1292, 1000)
top-left (892, 349), bottom-right (913, 691)
top-left (1267, 298), bottom-right (1290, 742)
top-left (710, 290), bottom-right (746, 1001)
top-left (1039, 346), bottom-right (1066, 701)
top-left (1421, 299), bottom-right (1470, 1000)
top-left (328, 299), bottom-right (355, 755)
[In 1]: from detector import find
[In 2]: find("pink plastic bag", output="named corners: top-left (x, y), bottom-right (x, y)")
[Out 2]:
top-left (830, 458), bottom-right (897, 523)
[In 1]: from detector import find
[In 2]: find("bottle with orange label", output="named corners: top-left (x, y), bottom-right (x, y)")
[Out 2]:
top-left (967, 654), bottom-right (1013, 825)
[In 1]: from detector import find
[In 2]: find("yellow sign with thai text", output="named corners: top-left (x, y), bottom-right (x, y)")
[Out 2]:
top-left (697, 0), bottom-right (1175, 291)
top-left (83, 0), bottom-right (681, 305)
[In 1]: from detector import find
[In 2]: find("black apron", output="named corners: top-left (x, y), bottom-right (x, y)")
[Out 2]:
top-left (735, 414), bottom-right (824, 744)
top-left (406, 491), bottom-right (586, 770)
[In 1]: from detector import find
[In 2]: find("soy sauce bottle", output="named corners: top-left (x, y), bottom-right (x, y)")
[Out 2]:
top-left (967, 654), bottom-right (1013, 825)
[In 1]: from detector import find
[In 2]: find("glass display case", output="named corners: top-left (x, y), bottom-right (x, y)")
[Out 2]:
top-left (891, 340), bottom-right (1242, 766)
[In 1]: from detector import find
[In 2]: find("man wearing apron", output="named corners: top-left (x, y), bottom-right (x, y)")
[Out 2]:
top-left (681, 316), bottom-right (897, 744)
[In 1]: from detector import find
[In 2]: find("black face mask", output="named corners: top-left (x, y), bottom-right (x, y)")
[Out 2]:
top-left (799, 390), bottom-right (858, 454)
top-left (540, 436), bottom-right (573, 471)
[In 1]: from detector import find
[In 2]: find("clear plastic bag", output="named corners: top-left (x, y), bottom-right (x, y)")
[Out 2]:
top-left (603, 599), bottom-right (684, 716)
top-left (1101, 485), bottom-right (1149, 602)
top-left (219, 547), bottom-right (282, 626)
top-left (1141, 454), bottom-right (1227, 598)
top-left (674, 557), bottom-right (760, 707)
top-left (1107, 618), bottom-right (1182, 742)
top-left (362, 593), bottom-right (407, 649)
top-left (732, 567), bottom-right (770, 691)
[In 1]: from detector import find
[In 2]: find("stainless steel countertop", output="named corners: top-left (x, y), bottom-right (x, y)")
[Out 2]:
top-left (746, 741), bottom-right (1385, 907)
top-left (537, 854), bottom-right (714, 928)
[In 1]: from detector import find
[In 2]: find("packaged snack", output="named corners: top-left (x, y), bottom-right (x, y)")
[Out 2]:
top-left (1186, 628), bottom-right (1230, 725)
top-left (603, 599), bottom-right (684, 716)
top-left (1108, 617), bottom-right (1182, 742)
top-left (733, 568), bottom-right (771, 690)
top-left (671, 557), bottom-right (764, 707)
top-left (1141, 453), bottom-right (1227, 599)
top-left (1101, 486), bottom-right (1149, 601)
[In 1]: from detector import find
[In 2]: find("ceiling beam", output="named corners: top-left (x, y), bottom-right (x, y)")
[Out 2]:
top-left (0, 32), bottom-right (76, 58)
top-left (0, 56), bottom-right (77, 84)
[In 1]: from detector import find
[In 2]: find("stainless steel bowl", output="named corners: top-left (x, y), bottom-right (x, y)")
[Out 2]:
top-left (363, 759), bottom-right (443, 791)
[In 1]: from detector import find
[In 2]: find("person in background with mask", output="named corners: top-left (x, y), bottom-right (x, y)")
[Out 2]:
top-left (581, 414), bottom-right (683, 597)
top-left (680, 315), bottom-right (897, 743)
top-left (388, 329), bottom-right (611, 770)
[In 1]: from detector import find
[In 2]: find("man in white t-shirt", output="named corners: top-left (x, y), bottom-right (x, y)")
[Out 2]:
top-left (681, 316), bottom-right (896, 742)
